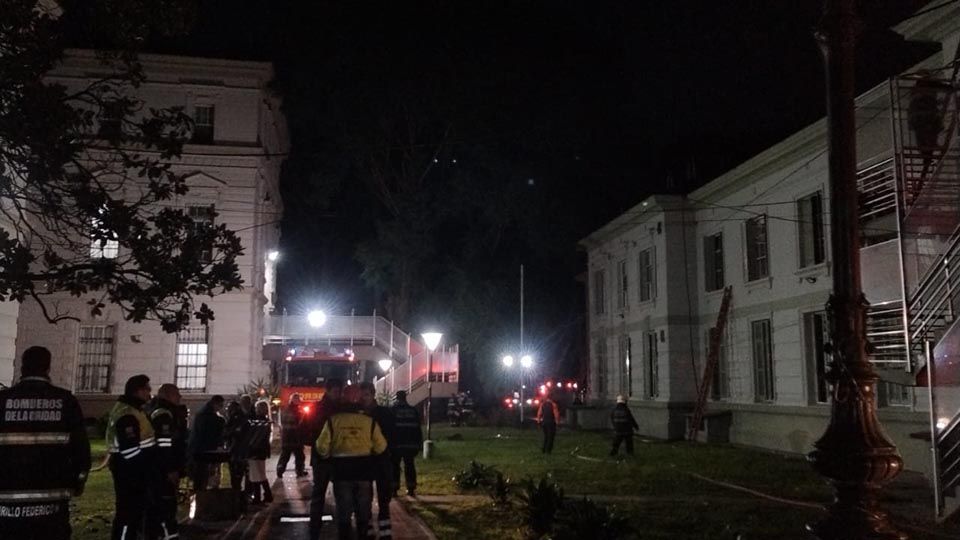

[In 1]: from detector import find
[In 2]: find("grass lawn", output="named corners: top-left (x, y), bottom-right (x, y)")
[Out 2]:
top-left (410, 425), bottom-right (832, 540)
top-left (71, 440), bottom-right (114, 540)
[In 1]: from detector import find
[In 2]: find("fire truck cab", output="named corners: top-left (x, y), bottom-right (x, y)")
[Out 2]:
top-left (279, 346), bottom-right (362, 406)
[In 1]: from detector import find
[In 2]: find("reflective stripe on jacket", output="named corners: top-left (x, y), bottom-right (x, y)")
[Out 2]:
top-left (106, 399), bottom-right (155, 454)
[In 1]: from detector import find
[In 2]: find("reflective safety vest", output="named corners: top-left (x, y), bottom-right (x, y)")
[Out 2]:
top-left (0, 378), bottom-right (90, 507)
top-left (106, 400), bottom-right (155, 456)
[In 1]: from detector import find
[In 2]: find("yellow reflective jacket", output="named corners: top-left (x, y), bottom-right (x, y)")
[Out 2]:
top-left (315, 411), bottom-right (387, 459)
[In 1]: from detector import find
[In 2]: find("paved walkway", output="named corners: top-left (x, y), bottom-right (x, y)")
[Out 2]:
top-left (181, 455), bottom-right (436, 540)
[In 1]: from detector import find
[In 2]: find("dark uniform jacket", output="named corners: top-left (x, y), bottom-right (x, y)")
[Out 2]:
top-left (280, 403), bottom-right (304, 448)
top-left (368, 405), bottom-right (396, 448)
top-left (246, 413), bottom-right (272, 461)
top-left (188, 402), bottom-right (225, 456)
top-left (390, 402), bottom-right (423, 455)
top-left (107, 395), bottom-right (155, 467)
top-left (611, 403), bottom-right (639, 435)
top-left (149, 398), bottom-right (187, 475)
top-left (224, 409), bottom-right (251, 462)
top-left (0, 377), bottom-right (91, 519)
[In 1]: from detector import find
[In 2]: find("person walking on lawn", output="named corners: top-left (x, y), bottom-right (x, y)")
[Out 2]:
top-left (315, 384), bottom-right (388, 540)
top-left (390, 390), bottom-right (423, 497)
top-left (536, 393), bottom-right (560, 454)
top-left (610, 395), bottom-right (639, 456)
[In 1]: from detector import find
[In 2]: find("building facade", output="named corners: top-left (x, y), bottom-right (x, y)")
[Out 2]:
top-left (13, 51), bottom-right (287, 415)
top-left (580, 7), bottom-right (960, 475)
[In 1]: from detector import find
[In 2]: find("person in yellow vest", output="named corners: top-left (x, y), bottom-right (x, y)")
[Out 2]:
top-left (106, 374), bottom-right (155, 540)
top-left (315, 384), bottom-right (387, 540)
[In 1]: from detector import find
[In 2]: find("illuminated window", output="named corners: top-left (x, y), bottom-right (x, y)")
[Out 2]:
top-left (176, 326), bottom-right (209, 391)
top-left (90, 214), bottom-right (119, 259)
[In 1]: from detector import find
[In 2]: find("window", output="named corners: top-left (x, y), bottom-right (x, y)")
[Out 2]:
top-left (98, 100), bottom-right (124, 138)
top-left (76, 325), bottom-right (114, 393)
top-left (616, 259), bottom-right (628, 311)
top-left (192, 105), bottom-right (215, 144)
top-left (707, 327), bottom-right (730, 400)
top-left (188, 205), bottom-right (215, 263)
top-left (176, 326), bottom-right (209, 391)
top-left (880, 382), bottom-right (912, 407)
top-left (90, 215), bottom-right (119, 259)
top-left (638, 248), bottom-right (655, 302)
top-left (798, 192), bottom-right (826, 267)
top-left (619, 335), bottom-right (632, 396)
top-left (703, 233), bottom-right (724, 291)
top-left (804, 311), bottom-right (830, 403)
top-left (645, 332), bottom-right (659, 398)
top-left (745, 215), bottom-right (769, 281)
top-left (593, 270), bottom-right (606, 315)
top-left (594, 338), bottom-right (607, 397)
top-left (751, 319), bottom-right (775, 402)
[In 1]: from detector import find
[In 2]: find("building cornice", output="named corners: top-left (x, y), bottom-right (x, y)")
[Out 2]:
top-left (578, 194), bottom-right (683, 249)
top-left (893, 5), bottom-right (960, 44)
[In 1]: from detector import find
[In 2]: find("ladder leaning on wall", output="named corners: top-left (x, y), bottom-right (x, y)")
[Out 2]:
top-left (687, 286), bottom-right (733, 442)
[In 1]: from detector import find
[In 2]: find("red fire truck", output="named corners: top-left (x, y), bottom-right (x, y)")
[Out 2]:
top-left (278, 346), bottom-right (363, 407)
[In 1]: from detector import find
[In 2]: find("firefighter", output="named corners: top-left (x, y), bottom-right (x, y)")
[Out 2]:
top-left (390, 390), bottom-right (423, 497)
top-left (446, 393), bottom-right (459, 427)
top-left (360, 381), bottom-right (396, 539)
top-left (535, 392), bottom-right (560, 454)
top-left (315, 384), bottom-right (388, 540)
top-left (277, 393), bottom-right (307, 478)
top-left (461, 392), bottom-right (474, 425)
top-left (107, 374), bottom-right (155, 540)
top-left (309, 379), bottom-right (343, 540)
top-left (148, 383), bottom-right (186, 540)
top-left (0, 346), bottom-right (91, 540)
top-left (610, 395), bottom-right (639, 456)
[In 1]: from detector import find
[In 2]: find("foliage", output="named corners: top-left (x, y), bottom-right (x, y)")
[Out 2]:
top-left (515, 476), bottom-right (564, 539)
top-left (486, 471), bottom-right (512, 507)
top-left (238, 378), bottom-right (278, 401)
top-left (553, 498), bottom-right (634, 540)
top-left (452, 460), bottom-right (498, 491)
top-left (0, 0), bottom-right (241, 332)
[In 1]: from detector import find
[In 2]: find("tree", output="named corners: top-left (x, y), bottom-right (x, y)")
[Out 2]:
top-left (0, 0), bottom-right (242, 332)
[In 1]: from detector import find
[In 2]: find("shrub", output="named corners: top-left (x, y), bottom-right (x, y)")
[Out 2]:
top-left (516, 477), bottom-right (564, 539)
top-left (486, 471), bottom-right (512, 506)
top-left (553, 498), bottom-right (634, 540)
top-left (453, 461), bottom-right (498, 490)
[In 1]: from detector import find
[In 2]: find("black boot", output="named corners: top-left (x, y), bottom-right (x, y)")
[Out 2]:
top-left (250, 482), bottom-right (262, 505)
top-left (261, 481), bottom-right (273, 503)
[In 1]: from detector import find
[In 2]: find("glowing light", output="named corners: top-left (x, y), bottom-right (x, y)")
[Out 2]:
top-left (539, 385), bottom-right (547, 395)
top-left (301, 405), bottom-right (312, 414)
top-left (285, 356), bottom-right (292, 362)
top-left (308, 310), bottom-right (327, 328)
top-left (520, 355), bottom-right (533, 369)
top-left (512, 398), bottom-right (519, 404)
top-left (502, 355), bottom-right (514, 367)
top-left (258, 388), bottom-right (266, 395)
top-left (937, 417), bottom-right (950, 430)
top-left (546, 381), bottom-right (553, 388)
top-left (378, 359), bottom-right (393, 372)
top-left (525, 399), bottom-right (532, 405)
top-left (189, 495), bottom-right (197, 519)
top-left (347, 380), bottom-right (352, 386)
top-left (566, 382), bottom-right (573, 389)
top-left (534, 399), bottom-right (540, 405)
top-left (504, 398), bottom-right (512, 405)
top-left (267, 250), bottom-right (280, 262)
top-left (573, 383), bottom-right (578, 389)
top-left (422, 332), bottom-right (443, 351)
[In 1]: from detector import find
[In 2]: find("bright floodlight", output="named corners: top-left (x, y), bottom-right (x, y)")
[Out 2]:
top-left (520, 355), bottom-right (533, 369)
top-left (307, 310), bottom-right (327, 328)
top-left (378, 359), bottom-right (393, 372)
top-left (422, 332), bottom-right (443, 351)
top-left (267, 250), bottom-right (280, 262)
top-left (502, 355), bottom-right (514, 367)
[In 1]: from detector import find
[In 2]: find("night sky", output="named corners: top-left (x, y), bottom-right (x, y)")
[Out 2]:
top-left (132, 1), bottom-right (936, 390)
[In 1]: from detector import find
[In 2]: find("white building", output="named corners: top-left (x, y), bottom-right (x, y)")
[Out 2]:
top-left (580, 5), bottom-right (960, 479)
top-left (13, 51), bottom-right (287, 416)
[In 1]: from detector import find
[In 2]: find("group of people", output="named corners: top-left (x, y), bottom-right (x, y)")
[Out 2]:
top-left (532, 392), bottom-right (641, 457)
top-left (303, 379), bottom-right (423, 540)
top-left (0, 345), bottom-right (426, 540)
top-left (445, 391), bottom-right (474, 426)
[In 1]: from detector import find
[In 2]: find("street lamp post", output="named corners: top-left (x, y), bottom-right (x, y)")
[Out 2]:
top-left (421, 332), bottom-right (443, 459)
top-left (503, 353), bottom-right (534, 425)
top-left (807, 1), bottom-right (904, 538)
